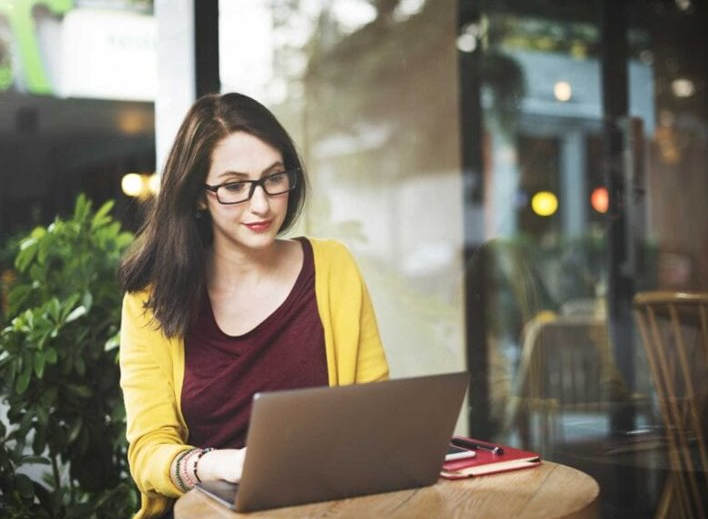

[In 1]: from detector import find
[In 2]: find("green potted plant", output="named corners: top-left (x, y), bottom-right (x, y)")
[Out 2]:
top-left (0, 194), bottom-right (137, 518)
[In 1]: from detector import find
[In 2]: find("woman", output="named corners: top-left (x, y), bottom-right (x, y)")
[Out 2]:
top-left (118, 92), bottom-right (389, 519)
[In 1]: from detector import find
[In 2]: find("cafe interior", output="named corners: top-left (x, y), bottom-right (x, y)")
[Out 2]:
top-left (1, 0), bottom-right (707, 517)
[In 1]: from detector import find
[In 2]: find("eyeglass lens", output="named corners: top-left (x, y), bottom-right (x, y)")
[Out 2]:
top-left (216, 170), bottom-right (295, 204)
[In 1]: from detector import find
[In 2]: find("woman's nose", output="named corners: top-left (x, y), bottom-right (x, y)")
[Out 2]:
top-left (248, 184), bottom-right (269, 213)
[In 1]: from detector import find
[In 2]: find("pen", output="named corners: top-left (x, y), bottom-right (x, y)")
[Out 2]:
top-left (451, 437), bottom-right (505, 455)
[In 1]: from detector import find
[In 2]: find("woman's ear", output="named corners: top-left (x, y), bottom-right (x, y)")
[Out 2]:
top-left (194, 194), bottom-right (209, 219)
top-left (196, 193), bottom-right (208, 211)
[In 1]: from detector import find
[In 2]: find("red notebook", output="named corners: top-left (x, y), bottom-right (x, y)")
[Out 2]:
top-left (440, 437), bottom-right (542, 479)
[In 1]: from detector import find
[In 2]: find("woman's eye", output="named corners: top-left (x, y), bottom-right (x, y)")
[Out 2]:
top-left (266, 173), bottom-right (287, 185)
top-left (223, 182), bottom-right (247, 192)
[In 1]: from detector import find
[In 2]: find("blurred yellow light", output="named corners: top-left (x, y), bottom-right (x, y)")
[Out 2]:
top-left (554, 81), bottom-right (572, 102)
top-left (121, 173), bottom-right (144, 197)
top-left (570, 41), bottom-right (587, 59)
top-left (531, 191), bottom-right (558, 217)
top-left (591, 187), bottom-right (609, 214)
top-left (118, 110), bottom-right (151, 135)
top-left (121, 172), bottom-right (158, 198)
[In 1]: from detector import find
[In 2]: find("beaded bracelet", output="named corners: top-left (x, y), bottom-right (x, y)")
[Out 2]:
top-left (194, 447), bottom-right (215, 483)
top-left (180, 448), bottom-right (200, 489)
top-left (173, 448), bottom-right (195, 493)
top-left (173, 449), bottom-right (190, 491)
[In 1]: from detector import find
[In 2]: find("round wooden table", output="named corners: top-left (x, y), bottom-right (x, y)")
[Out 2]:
top-left (174, 461), bottom-right (600, 519)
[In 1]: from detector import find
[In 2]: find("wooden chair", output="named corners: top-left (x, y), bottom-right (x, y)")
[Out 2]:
top-left (503, 312), bottom-right (631, 455)
top-left (634, 291), bottom-right (708, 519)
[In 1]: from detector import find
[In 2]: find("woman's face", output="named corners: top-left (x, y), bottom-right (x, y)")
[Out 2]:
top-left (202, 131), bottom-right (290, 254)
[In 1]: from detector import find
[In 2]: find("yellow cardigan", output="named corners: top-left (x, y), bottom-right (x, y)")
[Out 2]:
top-left (119, 238), bottom-right (389, 519)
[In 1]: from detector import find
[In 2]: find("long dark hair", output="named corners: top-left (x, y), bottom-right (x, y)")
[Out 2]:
top-left (118, 93), bottom-right (308, 338)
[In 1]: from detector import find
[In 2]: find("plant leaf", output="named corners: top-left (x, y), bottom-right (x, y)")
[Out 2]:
top-left (16, 363), bottom-right (32, 394)
top-left (16, 473), bottom-right (35, 499)
top-left (44, 347), bottom-right (58, 364)
top-left (104, 334), bottom-right (120, 352)
top-left (65, 305), bottom-right (87, 323)
top-left (67, 416), bottom-right (83, 445)
top-left (16, 238), bottom-right (39, 272)
top-left (91, 200), bottom-right (115, 229)
top-left (34, 352), bottom-right (46, 378)
top-left (32, 425), bottom-right (47, 454)
top-left (66, 384), bottom-right (92, 399)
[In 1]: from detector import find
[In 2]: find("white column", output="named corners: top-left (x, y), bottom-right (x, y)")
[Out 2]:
top-left (155, 0), bottom-right (196, 172)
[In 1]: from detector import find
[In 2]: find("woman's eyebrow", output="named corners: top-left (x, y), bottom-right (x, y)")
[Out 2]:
top-left (216, 161), bottom-right (285, 181)
top-left (261, 161), bottom-right (286, 174)
top-left (216, 170), bottom-right (249, 180)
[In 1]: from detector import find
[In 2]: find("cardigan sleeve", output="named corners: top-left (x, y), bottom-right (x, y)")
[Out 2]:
top-left (355, 278), bottom-right (390, 383)
top-left (119, 291), bottom-right (190, 500)
top-left (311, 238), bottom-right (390, 385)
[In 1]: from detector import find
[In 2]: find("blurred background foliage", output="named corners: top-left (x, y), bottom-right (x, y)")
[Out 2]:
top-left (0, 195), bottom-right (137, 518)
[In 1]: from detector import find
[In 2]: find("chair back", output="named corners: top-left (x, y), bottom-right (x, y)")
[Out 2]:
top-left (634, 291), bottom-right (708, 519)
top-left (520, 315), bottom-right (611, 406)
top-left (504, 313), bottom-right (625, 453)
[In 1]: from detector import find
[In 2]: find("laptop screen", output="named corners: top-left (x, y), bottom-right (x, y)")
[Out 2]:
top-left (197, 371), bottom-right (469, 512)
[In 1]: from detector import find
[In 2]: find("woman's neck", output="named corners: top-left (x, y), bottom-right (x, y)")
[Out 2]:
top-left (205, 239), bottom-right (289, 292)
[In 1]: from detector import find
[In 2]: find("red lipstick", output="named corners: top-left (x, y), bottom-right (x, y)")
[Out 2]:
top-left (244, 220), bottom-right (272, 232)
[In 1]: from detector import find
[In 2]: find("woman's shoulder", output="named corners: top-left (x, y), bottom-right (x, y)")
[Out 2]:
top-left (121, 288), bottom-right (176, 351)
top-left (301, 237), bottom-right (362, 280)
top-left (123, 286), bottom-right (152, 304)
top-left (303, 236), bottom-right (353, 258)
top-left (122, 287), bottom-right (154, 319)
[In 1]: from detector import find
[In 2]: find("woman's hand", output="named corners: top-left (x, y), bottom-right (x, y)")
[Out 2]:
top-left (196, 448), bottom-right (247, 483)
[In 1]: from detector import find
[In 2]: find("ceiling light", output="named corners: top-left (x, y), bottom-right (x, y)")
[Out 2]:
top-left (554, 81), bottom-right (572, 102)
top-left (671, 78), bottom-right (695, 98)
top-left (121, 173), bottom-right (144, 198)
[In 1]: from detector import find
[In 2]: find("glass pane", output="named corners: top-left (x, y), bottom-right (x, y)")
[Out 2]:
top-left (472, 1), bottom-right (708, 517)
top-left (472, 2), bottom-right (619, 447)
top-left (219, 1), bottom-right (708, 516)
top-left (219, 0), bottom-right (467, 380)
top-left (628, 2), bottom-right (708, 518)
top-left (635, 1), bottom-right (708, 292)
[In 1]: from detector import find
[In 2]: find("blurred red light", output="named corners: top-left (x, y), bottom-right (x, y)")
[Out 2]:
top-left (591, 187), bottom-right (609, 214)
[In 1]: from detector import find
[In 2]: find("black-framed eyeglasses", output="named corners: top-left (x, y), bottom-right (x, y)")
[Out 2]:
top-left (204, 168), bottom-right (298, 205)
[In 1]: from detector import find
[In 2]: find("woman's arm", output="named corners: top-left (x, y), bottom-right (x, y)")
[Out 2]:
top-left (121, 292), bottom-right (249, 496)
top-left (354, 279), bottom-right (390, 383)
top-left (120, 291), bottom-right (190, 497)
top-left (311, 238), bottom-right (390, 385)
top-left (172, 448), bottom-right (247, 488)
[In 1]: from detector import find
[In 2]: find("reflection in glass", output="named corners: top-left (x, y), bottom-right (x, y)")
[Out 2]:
top-left (219, 1), bottom-right (708, 516)
top-left (220, 0), bottom-right (467, 382)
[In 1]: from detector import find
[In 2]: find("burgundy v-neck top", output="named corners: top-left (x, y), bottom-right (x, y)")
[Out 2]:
top-left (181, 238), bottom-right (328, 449)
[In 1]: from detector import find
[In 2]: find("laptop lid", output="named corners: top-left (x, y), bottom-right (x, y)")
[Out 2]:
top-left (197, 371), bottom-right (469, 513)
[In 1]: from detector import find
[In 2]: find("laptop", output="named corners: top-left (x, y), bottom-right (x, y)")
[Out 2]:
top-left (195, 371), bottom-right (469, 512)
